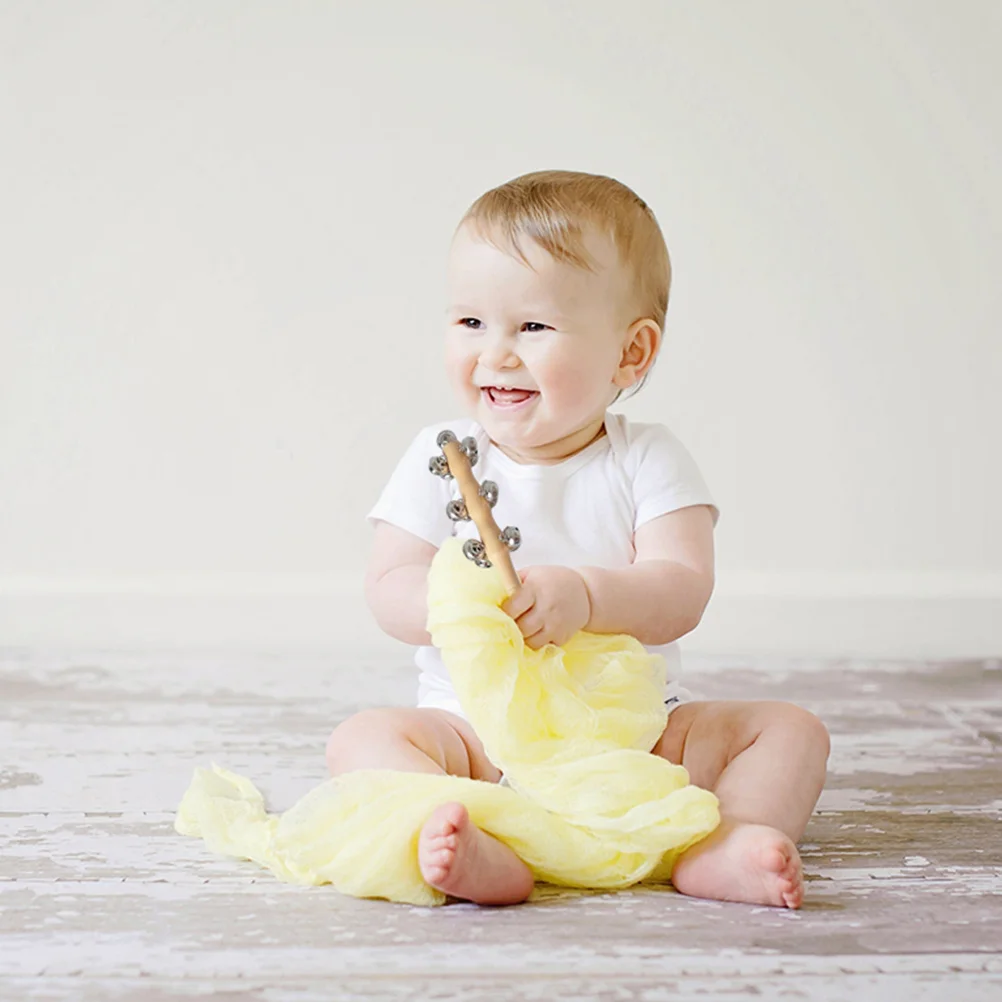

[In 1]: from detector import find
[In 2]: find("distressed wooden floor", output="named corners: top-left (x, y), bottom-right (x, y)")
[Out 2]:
top-left (1, 649), bottom-right (1000, 1001)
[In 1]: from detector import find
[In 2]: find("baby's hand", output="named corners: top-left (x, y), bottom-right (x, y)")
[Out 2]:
top-left (501, 566), bottom-right (591, 650)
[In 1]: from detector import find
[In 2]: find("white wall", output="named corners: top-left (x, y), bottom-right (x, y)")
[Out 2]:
top-left (1, 1), bottom-right (1000, 659)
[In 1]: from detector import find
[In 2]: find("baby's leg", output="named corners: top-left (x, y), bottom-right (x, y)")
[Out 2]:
top-left (326, 708), bottom-right (533, 905)
top-left (654, 701), bottom-right (830, 909)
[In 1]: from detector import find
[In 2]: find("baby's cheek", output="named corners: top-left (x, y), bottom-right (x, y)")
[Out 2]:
top-left (444, 347), bottom-right (477, 401)
top-left (546, 355), bottom-right (607, 406)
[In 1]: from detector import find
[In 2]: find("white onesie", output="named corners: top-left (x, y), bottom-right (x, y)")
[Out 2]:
top-left (367, 411), bottom-right (719, 719)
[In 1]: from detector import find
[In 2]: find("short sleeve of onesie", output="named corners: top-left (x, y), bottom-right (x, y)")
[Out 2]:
top-left (367, 424), bottom-right (457, 547)
top-left (623, 421), bottom-right (721, 531)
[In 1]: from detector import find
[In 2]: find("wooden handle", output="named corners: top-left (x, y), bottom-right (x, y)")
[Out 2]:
top-left (442, 440), bottom-right (522, 596)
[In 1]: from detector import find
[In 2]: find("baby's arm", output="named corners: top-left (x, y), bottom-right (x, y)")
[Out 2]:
top-left (365, 521), bottom-right (437, 645)
top-left (577, 504), bottom-right (715, 646)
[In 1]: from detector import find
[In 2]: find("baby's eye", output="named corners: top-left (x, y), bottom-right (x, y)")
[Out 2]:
top-left (459, 317), bottom-right (484, 330)
top-left (521, 322), bottom-right (552, 333)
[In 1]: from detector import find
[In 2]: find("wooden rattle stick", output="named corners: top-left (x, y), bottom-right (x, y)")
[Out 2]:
top-left (441, 439), bottom-right (522, 596)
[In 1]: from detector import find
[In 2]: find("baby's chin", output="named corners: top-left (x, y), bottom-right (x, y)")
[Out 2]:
top-left (474, 408), bottom-right (590, 463)
top-left (472, 404), bottom-right (544, 448)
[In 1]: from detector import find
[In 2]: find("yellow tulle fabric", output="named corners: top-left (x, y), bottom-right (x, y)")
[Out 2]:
top-left (175, 539), bottom-right (720, 905)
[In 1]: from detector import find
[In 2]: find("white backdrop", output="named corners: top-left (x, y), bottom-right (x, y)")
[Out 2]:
top-left (1, 1), bottom-right (999, 658)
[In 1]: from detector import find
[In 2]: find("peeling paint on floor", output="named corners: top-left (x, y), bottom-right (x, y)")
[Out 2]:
top-left (0, 650), bottom-right (999, 1000)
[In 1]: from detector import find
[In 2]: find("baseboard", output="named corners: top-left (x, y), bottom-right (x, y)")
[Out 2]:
top-left (1, 573), bottom-right (1000, 660)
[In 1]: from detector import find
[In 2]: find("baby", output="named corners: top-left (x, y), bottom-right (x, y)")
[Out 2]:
top-left (326, 170), bottom-right (830, 909)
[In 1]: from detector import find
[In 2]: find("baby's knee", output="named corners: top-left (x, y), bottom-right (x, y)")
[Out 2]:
top-left (775, 703), bottom-right (830, 762)
top-left (325, 707), bottom-right (411, 773)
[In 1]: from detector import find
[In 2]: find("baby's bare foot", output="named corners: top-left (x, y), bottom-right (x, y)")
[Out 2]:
top-left (418, 802), bottom-right (534, 906)
top-left (671, 820), bottom-right (804, 909)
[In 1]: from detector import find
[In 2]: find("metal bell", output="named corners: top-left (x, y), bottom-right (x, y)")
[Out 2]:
top-left (429, 455), bottom-right (452, 479)
top-left (436, 430), bottom-right (458, 448)
top-left (446, 499), bottom-right (470, 522)
top-left (479, 480), bottom-right (499, 508)
top-left (500, 526), bottom-right (521, 551)
top-left (462, 538), bottom-right (492, 568)
top-left (460, 436), bottom-right (479, 466)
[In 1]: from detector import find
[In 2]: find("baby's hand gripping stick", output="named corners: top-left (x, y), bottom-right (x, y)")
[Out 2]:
top-left (428, 430), bottom-right (522, 596)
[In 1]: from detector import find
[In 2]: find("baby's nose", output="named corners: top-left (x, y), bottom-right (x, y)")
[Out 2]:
top-left (480, 336), bottom-right (521, 369)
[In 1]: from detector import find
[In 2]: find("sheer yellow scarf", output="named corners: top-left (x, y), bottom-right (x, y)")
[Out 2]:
top-left (175, 539), bottom-right (719, 905)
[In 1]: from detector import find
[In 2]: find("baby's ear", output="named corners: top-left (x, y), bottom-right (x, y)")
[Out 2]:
top-left (615, 319), bottom-right (661, 387)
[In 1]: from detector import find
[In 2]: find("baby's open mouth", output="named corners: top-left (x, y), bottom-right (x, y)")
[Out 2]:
top-left (483, 386), bottom-right (539, 409)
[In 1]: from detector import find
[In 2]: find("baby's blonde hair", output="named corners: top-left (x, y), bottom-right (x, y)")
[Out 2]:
top-left (459, 170), bottom-right (672, 331)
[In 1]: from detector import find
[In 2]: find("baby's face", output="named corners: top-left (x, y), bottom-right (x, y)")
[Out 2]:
top-left (445, 223), bottom-right (634, 462)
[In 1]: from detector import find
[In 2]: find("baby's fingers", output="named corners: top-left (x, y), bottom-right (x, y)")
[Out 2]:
top-left (502, 586), bottom-right (534, 620)
top-left (515, 608), bottom-right (547, 648)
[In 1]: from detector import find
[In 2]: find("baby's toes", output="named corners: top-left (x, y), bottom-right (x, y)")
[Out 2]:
top-left (438, 802), bottom-right (468, 834)
top-left (783, 852), bottom-right (802, 884)
top-left (760, 844), bottom-right (790, 875)
top-left (779, 859), bottom-right (804, 908)
top-left (422, 846), bottom-right (455, 881)
top-left (781, 878), bottom-right (804, 909)
top-left (782, 886), bottom-right (804, 909)
top-left (425, 832), bottom-right (449, 852)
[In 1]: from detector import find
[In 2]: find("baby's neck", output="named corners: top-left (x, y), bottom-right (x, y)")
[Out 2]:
top-left (494, 414), bottom-right (607, 466)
